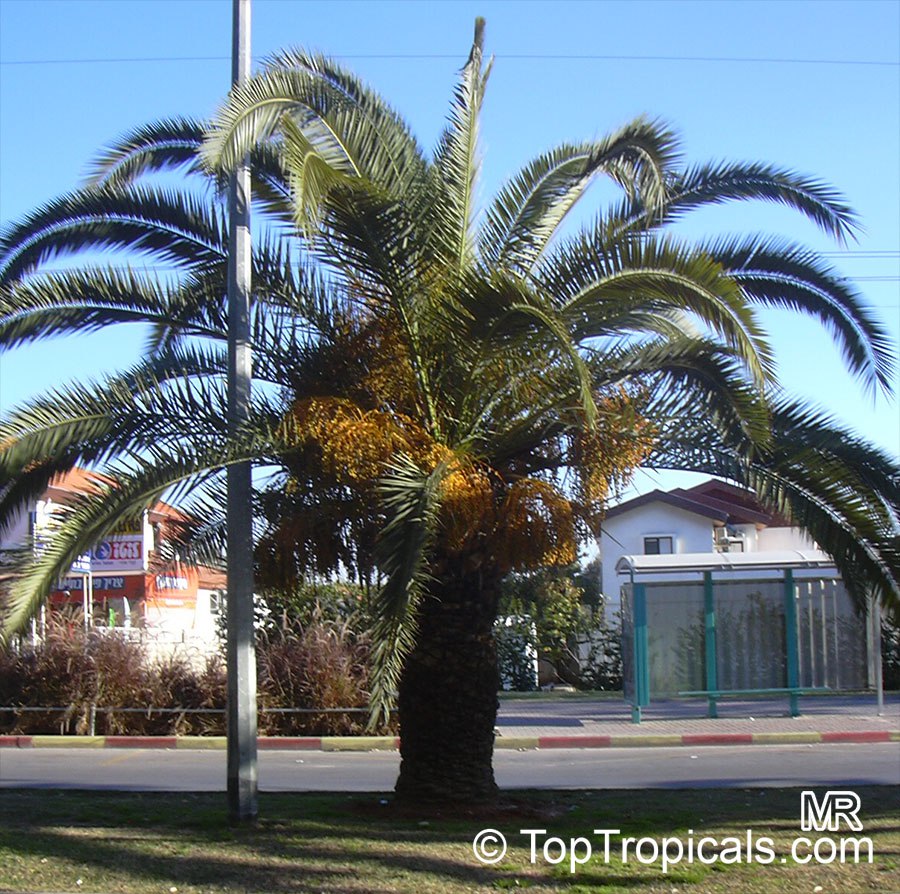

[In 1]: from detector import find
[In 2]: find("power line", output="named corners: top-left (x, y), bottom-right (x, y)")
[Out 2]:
top-left (839, 276), bottom-right (900, 282)
top-left (20, 263), bottom-right (900, 286)
top-left (1, 52), bottom-right (897, 68)
top-left (1, 55), bottom-right (229, 67)
top-left (22, 260), bottom-right (900, 275)
top-left (819, 251), bottom-right (900, 258)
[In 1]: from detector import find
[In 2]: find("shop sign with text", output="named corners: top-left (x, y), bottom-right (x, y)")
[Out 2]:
top-left (90, 535), bottom-right (145, 572)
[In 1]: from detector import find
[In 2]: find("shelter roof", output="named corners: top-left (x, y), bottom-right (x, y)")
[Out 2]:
top-left (615, 550), bottom-right (836, 575)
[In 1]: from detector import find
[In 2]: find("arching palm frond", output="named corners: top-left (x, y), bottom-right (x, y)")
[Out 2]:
top-left (0, 457), bottom-right (219, 647)
top-left (479, 117), bottom-right (681, 272)
top-left (702, 235), bottom-right (895, 394)
top-left (0, 267), bottom-right (223, 350)
top-left (541, 231), bottom-right (774, 388)
top-left (87, 117), bottom-right (212, 189)
top-left (0, 185), bottom-right (226, 283)
top-left (0, 392), bottom-right (299, 645)
top-left (203, 49), bottom-right (427, 201)
top-left (610, 159), bottom-right (859, 243)
top-left (89, 115), bottom-right (295, 221)
top-left (0, 346), bottom-right (229, 533)
top-left (595, 335), bottom-right (772, 446)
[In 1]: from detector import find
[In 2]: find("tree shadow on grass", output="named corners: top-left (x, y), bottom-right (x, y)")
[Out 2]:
top-left (0, 787), bottom-right (897, 893)
top-left (0, 792), bottom-right (500, 893)
top-left (0, 825), bottom-right (672, 894)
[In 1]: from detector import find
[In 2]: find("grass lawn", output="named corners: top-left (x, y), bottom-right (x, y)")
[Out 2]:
top-left (0, 786), bottom-right (897, 893)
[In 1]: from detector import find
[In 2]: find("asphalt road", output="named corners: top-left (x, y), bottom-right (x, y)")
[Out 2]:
top-left (1, 743), bottom-right (897, 791)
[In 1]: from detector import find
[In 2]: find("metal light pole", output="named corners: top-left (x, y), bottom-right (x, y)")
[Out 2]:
top-left (226, 0), bottom-right (258, 823)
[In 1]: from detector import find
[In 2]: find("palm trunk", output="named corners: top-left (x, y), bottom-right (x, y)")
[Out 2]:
top-left (394, 560), bottom-right (501, 803)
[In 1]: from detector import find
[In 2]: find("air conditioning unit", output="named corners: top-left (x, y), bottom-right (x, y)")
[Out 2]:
top-left (715, 527), bottom-right (745, 553)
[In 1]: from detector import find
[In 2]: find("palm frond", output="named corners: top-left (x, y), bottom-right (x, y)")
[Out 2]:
top-left (0, 267), bottom-right (223, 351)
top-left (0, 406), bottom-right (303, 645)
top-left (610, 160), bottom-right (859, 243)
top-left (597, 336), bottom-right (771, 448)
top-left (203, 50), bottom-right (426, 194)
top-left (479, 118), bottom-right (681, 272)
top-left (367, 455), bottom-right (448, 729)
top-left (541, 232), bottom-right (774, 388)
top-left (704, 235), bottom-right (894, 394)
top-left (279, 113), bottom-right (358, 235)
top-left (0, 458), bottom-right (215, 645)
top-left (0, 185), bottom-right (226, 283)
top-left (86, 117), bottom-right (211, 188)
top-left (86, 114), bottom-right (295, 220)
top-left (431, 18), bottom-right (491, 276)
top-left (648, 407), bottom-right (900, 617)
top-left (0, 348), bottom-right (228, 534)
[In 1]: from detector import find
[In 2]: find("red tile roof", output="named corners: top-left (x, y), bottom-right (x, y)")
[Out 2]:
top-left (605, 478), bottom-right (792, 527)
top-left (46, 468), bottom-right (190, 521)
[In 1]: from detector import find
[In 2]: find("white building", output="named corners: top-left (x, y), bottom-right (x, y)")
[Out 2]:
top-left (599, 479), bottom-right (819, 610)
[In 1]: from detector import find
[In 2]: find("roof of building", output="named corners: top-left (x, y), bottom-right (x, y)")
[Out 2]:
top-left (604, 488), bottom-right (730, 522)
top-left (46, 468), bottom-right (116, 500)
top-left (45, 468), bottom-right (188, 522)
top-left (198, 567), bottom-right (227, 589)
top-left (615, 549), bottom-right (836, 575)
top-left (604, 479), bottom-right (788, 528)
top-left (670, 487), bottom-right (772, 526)
top-left (681, 479), bottom-right (791, 526)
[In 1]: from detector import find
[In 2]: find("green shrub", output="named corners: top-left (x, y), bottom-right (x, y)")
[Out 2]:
top-left (497, 563), bottom-right (623, 691)
top-left (883, 619), bottom-right (900, 690)
top-left (495, 616), bottom-right (539, 691)
top-left (575, 610), bottom-right (623, 691)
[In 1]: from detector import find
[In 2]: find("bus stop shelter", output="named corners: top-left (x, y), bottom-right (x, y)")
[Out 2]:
top-left (616, 551), bottom-right (883, 722)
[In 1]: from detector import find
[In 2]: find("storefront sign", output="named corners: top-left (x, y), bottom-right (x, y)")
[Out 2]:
top-left (59, 576), bottom-right (128, 592)
top-left (146, 566), bottom-right (199, 609)
top-left (155, 574), bottom-right (189, 591)
top-left (90, 535), bottom-right (144, 572)
top-left (70, 553), bottom-right (92, 574)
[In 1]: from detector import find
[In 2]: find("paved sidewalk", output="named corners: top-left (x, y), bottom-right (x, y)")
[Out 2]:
top-left (1, 695), bottom-right (897, 751)
top-left (492, 693), bottom-right (900, 746)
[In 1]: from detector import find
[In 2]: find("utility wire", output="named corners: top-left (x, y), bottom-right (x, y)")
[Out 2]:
top-left (19, 263), bottom-right (900, 287)
top-left (1, 52), bottom-right (897, 67)
top-left (819, 251), bottom-right (900, 258)
top-left (21, 261), bottom-right (900, 277)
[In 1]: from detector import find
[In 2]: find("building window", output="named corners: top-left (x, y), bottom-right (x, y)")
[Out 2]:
top-left (644, 536), bottom-right (674, 555)
top-left (210, 590), bottom-right (225, 614)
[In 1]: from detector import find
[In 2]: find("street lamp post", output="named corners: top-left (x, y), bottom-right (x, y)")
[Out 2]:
top-left (226, 0), bottom-right (258, 823)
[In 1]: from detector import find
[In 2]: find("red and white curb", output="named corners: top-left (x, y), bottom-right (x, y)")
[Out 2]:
top-left (1, 730), bottom-right (897, 750)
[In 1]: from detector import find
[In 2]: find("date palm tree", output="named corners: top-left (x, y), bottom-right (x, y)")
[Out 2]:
top-left (1, 20), bottom-right (897, 803)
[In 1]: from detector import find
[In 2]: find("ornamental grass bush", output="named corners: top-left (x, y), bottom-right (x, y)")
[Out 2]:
top-left (257, 609), bottom-right (375, 736)
top-left (0, 607), bottom-right (383, 736)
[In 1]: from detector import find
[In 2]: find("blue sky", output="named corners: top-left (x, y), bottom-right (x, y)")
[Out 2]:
top-left (1, 0), bottom-right (898, 497)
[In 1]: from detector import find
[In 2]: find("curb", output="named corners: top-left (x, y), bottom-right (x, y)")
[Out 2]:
top-left (1, 730), bottom-right (896, 750)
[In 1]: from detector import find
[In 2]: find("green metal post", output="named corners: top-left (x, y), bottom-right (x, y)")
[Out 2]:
top-left (704, 571), bottom-right (718, 718)
top-left (631, 583), bottom-right (649, 723)
top-left (783, 570), bottom-right (800, 717)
